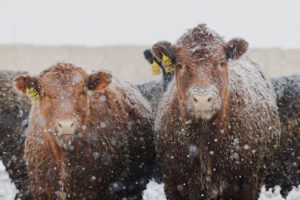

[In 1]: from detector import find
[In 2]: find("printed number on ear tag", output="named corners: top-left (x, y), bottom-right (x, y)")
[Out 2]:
top-left (26, 88), bottom-right (40, 102)
top-left (162, 53), bottom-right (175, 73)
top-left (151, 60), bottom-right (161, 75)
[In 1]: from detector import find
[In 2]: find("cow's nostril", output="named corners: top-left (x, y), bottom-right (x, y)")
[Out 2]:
top-left (58, 123), bottom-right (62, 128)
top-left (70, 123), bottom-right (74, 128)
top-left (207, 97), bottom-right (212, 102)
top-left (193, 97), bottom-right (198, 102)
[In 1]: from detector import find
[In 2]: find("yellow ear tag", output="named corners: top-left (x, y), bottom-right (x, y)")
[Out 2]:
top-left (26, 88), bottom-right (40, 102)
top-left (151, 60), bottom-right (161, 75)
top-left (162, 53), bottom-right (175, 73)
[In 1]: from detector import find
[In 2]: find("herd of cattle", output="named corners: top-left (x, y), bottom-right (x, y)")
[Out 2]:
top-left (0, 24), bottom-right (299, 200)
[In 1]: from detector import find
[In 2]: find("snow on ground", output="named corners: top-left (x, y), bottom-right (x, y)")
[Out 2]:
top-left (0, 161), bottom-right (17, 200)
top-left (143, 180), bottom-right (166, 200)
top-left (259, 185), bottom-right (300, 200)
top-left (143, 180), bottom-right (300, 200)
top-left (0, 160), bottom-right (299, 200)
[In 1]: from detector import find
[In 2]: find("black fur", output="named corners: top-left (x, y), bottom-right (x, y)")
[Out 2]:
top-left (0, 71), bottom-right (33, 200)
top-left (265, 75), bottom-right (300, 197)
top-left (143, 49), bottom-right (174, 92)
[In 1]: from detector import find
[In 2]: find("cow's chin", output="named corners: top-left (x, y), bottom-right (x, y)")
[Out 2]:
top-left (193, 110), bottom-right (217, 121)
top-left (55, 134), bottom-right (76, 150)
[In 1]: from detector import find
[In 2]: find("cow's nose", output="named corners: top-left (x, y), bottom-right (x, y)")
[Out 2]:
top-left (56, 120), bottom-right (77, 135)
top-left (190, 93), bottom-right (216, 110)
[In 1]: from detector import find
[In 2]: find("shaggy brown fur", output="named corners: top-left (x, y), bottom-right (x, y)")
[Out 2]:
top-left (152, 24), bottom-right (281, 200)
top-left (0, 72), bottom-right (298, 199)
top-left (143, 48), bottom-right (300, 196)
top-left (13, 63), bottom-right (155, 200)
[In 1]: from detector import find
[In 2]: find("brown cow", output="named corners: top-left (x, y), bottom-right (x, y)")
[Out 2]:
top-left (141, 50), bottom-right (300, 196)
top-left (13, 63), bottom-right (155, 199)
top-left (152, 24), bottom-right (281, 200)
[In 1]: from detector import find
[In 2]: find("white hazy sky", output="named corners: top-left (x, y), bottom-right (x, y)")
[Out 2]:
top-left (0, 0), bottom-right (299, 48)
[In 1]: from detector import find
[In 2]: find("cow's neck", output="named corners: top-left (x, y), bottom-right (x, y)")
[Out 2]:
top-left (42, 133), bottom-right (71, 194)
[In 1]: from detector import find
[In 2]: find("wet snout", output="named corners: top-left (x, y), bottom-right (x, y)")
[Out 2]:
top-left (55, 119), bottom-right (78, 136)
top-left (187, 86), bottom-right (221, 119)
top-left (189, 91), bottom-right (217, 111)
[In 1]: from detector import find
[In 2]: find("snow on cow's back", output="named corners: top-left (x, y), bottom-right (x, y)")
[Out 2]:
top-left (107, 77), bottom-right (152, 117)
top-left (228, 55), bottom-right (281, 148)
top-left (229, 56), bottom-right (278, 110)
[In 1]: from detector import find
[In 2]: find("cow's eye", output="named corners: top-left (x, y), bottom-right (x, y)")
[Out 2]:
top-left (42, 92), bottom-right (47, 96)
top-left (177, 64), bottom-right (182, 69)
top-left (80, 91), bottom-right (86, 95)
top-left (220, 62), bottom-right (226, 67)
top-left (186, 66), bottom-right (191, 72)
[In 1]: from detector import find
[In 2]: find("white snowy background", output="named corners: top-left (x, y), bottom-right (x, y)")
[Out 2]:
top-left (0, 0), bottom-right (299, 199)
top-left (0, 0), bottom-right (300, 48)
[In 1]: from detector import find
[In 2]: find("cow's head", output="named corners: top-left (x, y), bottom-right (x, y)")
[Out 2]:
top-left (13, 63), bottom-right (112, 148)
top-left (144, 49), bottom-right (174, 91)
top-left (152, 24), bottom-right (248, 121)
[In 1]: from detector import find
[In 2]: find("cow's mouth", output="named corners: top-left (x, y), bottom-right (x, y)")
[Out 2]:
top-left (55, 133), bottom-right (76, 149)
top-left (190, 109), bottom-right (218, 121)
top-left (187, 102), bottom-right (220, 121)
top-left (60, 133), bottom-right (73, 137)
top-left (196, 111), bottom-right (215, 120)
top-left (54, 129), bottom-right (80, 137)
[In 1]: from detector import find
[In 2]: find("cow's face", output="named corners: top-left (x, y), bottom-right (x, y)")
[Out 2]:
top-left (152, 24), bottom-right (248, 120)
top-left (14, 64), bottom-right (112, 148)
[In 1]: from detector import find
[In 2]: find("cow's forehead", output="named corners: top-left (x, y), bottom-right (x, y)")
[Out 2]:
top-left (39, 70), bottom-right (87, 94)
top-left (176, 44), bottom-right (226, 66)
top-left (175, 24), bottom-right (227, 66)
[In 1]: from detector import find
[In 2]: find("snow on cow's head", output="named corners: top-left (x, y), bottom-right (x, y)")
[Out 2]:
top-left (152, 24), bottom-right (248, 120)
top-left (13, 63), bottom-right (112, 148)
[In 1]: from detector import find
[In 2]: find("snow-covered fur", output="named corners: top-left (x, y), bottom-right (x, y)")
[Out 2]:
top-left (137, 80), bottom-right (163, 116)
top-left (152, 24), bottom-right (281, 200)
top-left (144, 46), bottom-right (300, 197)
top-left (265, 75), bottom-right (300, 197)
top-left (0, 72), bottom-right (298, 199)
top-left (13, 63), bottom-right (155, 200)
top-left (0, 70), bottom-right (32, 199)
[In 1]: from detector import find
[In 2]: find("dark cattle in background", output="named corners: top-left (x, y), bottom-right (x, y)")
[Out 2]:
top-left (143, 49), bottom-right (174, 92)
top-left (137, 81), bottom-right (162, 113)
top-left (0, 70), bottom-right (32, 200)
top-left (265, 75), bottom-right (300, 197)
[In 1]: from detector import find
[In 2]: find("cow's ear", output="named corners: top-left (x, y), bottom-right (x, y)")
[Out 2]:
top-left (13, 75), bottom-right (39, 94)
top-left (144, 49), bottom-right (155, 64)
top-left (225, 38), bottom-right (248, 60)
top-left (88, 71), bottom-right (112, 90)
top-left (152, 41), bottom-right (176, 63)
